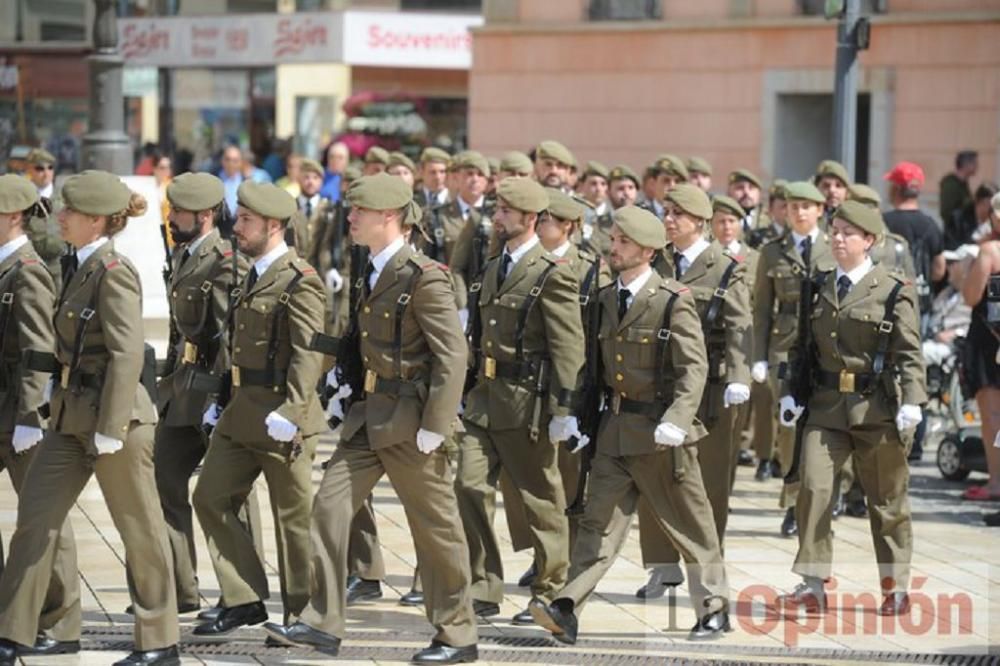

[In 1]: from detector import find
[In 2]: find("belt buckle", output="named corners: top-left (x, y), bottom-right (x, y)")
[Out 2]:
top-left (364, 369), bottom-right (378, 393)
top-left (610, 393), bottom-right (622, 415)
top-left (231, 366), bottom-right (241, 387)
top-left (60, 365), bottom-right (70, 389)
top-left (182, 341), bottom-right (198, 364)
top-left (484, 357), bottom-right (496, 380)
top-left (839, 370), bottom-right (856, 393)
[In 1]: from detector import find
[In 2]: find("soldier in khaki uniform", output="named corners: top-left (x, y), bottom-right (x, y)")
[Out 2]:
top-left (849, 183), bottom-right (917, 280)
top-left (752, 182), bottom-right (837, 537)
top-left (414, 147), bottom-right (451, 212)
top-left (264, 173), bottom-right (478, 664)
top-left (0, 171), bottom-right (180, 666)
top-left (363, 146), bottom-right (390, 176)
top-left (531, 206), bottom-right (730, 643)
top-left (814, 160), bottom-right (851, 227)
top-left (454, 178), bottom-right (585, 623)
top-left (193, 182), bottom-right (327, 638)
top-left (777, 201), bottom-right (925, 616)
top-left (0, 175), bottom-right (80, 659)
top-left (587, 165), bottom-right (640, 259)
top-left (636, 185), bottom-right (751, 597)
top-left (23, 148), bottom-right (66, 283)
top-left (533, 140), bottom-right (575, 192)
top-left (687, 156), bottom-right (713, 193)
top-left (497, 151), bottom-right (533, 181)
top-left (153, 173), bottom-right (264, 616)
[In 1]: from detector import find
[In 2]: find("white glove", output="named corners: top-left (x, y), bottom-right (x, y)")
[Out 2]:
top-left (778, 396), bottom-right (804, 427)
top-left (751, 361), bottom-right (769, 384)
top-left (548, 415), bottom-right (579, 444)
top-left (324, 383), bottom-right (352, 423)
top-left (994, 430), bottom-right (1000, 449)
top-left (458, 308), bottom-right (469, 331)
top-left (653, 422), bottom-right (686, 448)
top-left (724, 383), bottom-right (751, 408)
top-left (895, 404), bottom-right (922, 431)
top-left (94, 432), bottom-right (124, 455)
top-left (43, 378), bottom-right (54, 404)
top-left (567, 433), bottom-right (590, 454)
top-left (12, 425), bottom-right (44, 454)
top-left (325, 366), bottom-right (340, 390)
top-left (325, 268), bottom-right (344, 293)
top-left (416, 428), bottom-right (445, 454)
top-left (202, 403), bottom-right (220, 428)
top-left (265, 411), bottom-right (297, 442)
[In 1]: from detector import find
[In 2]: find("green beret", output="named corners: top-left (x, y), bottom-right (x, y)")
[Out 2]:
top-left (364, 146), bottom-right (390, 165)
top-left (299, 158), bottom-right (324, 177)
top-left (347, 173), bottom-right (414, 211)
top-left (62, 170), bottom-right (131, 216)
top-left (497, 178), bottom-right (548, 213)
top-left (545, 188), bottom-right (585, 223)
top-left (455, 150), bottom-right (490, 178)
top-left (388, 151), bottom-right (415, 172)
top-left (612, 206), bottom-right (666, 250)
top-left (166, 172), bottom-right (224, 211)
top-left (487, 157), bottom-right (500, 175)
top-left (834, 200), bottom-right (883, 237)
top-left (653, 154), bottom-right (689, 181)
top-left (237, 181), bottom-right (297, 220)
top-left (344, 164), bottom-right (362, 183)
top-left (728, 169), bottom-right (762, 189)
top-left (536, 140), bottom-right (575, 168)
top-left (608, 164), bottom-right (640, 188)
top-left (0, 174), bottom-right (40, 214)
top-left (27, 148), bottom-right (55, 166)
top-left (686, 156), bottom-right (713, 176)
top-left (499, 151), bottom-right (533, 176)
top-left (419, 147), bottom-right (451, 165)
top-left (815, 159), bottom-right (850, 185)
top-left (784, 180), bottom-right (826, 204)
top-left (665, 183), bottom-right (713, 220)
top-left (583, 160), bottom-right (609, 180)
top-left (848, 183), bottom-right (881, 208)
top-left (711, 194), bottom-right (744, 219)
top-left (769, 179), bottom-right (789, 200)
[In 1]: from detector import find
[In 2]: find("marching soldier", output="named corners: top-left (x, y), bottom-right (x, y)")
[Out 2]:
top-left (264, 173), bottom-right (478, 664)
top-left (726, 169), bottom-right (765, 241)
top-left (0, 171), bottom-right (180, 666)
top-left (414, 147), bottom-right (451, 212)
top-left (24, 148), bottom-right (66, 283)
top-left (362, 146), bottom-right (390, 176)
top-left (814, 160), bottom-right (850, 227)
top-left (687, 156), bottom-right (714, 193)
top-left (587, 165), bottom-right (641, 258)
top-left (530, 206), bottom-right (730, 642)
top-left (752, 182), bottom-right (837, 537)
top-left (454, 178), bottom-right (584, 623)
top-left (534, 140), bottom-right (575, 192)
top-left (192, 182), bottom-right (326, 638)
top-left (309, 163), bottom-right (358, 338)
top-left (497, 151), bottom-right (534, 181)
top-left (745, 179), bottom-right (787, 250)
top-left (636, 185), bottom-right (752, 598)
top-left (387, 152), bottom-right (417, 188)
top-left (777, 201), bottom-right (924, 616)
top-left (849, 183), bottom-right (917, 280)
top-left (0, 175), bottom-right (80, 659)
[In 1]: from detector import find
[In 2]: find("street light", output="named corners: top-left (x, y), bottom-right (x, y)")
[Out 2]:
top-left (829, 0), bottom-right (870, 181)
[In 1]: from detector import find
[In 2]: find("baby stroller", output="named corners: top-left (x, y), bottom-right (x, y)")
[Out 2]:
top-left (930, 337), bottom-right (986, 481)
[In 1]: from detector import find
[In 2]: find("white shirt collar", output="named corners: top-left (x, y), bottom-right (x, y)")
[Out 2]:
top-left (791, 227), bottom-right (820, 247)
top-left (617, 266), bottom-right (653, 306)
top-left (185, 231), bottom-right (211, 256)
top-left (504, 234), bottom-right (539, 266)
top-left (426, 188), bottom-right (448, 206)
top-left (76, 237), bottom-right (109, 266)
top-left (726, 239), bottom-right (742, 255)
top-left (550, 240), bottom-right (572, 258)
top-left (836, 257), bottom-right (874, 286)
top-left (678, 237), bottom-right (710, 265)
top-left (0, 235), bottom-right (29, 264)
top-left (38, 183), bottom-right (54, 199)
top-left (457, 194), bottom-right (485, 220)
top-left (299, 193), bottom-right (321, 211)
top-left (370, 236), bottom-right (406, 278)
top-left (253, 241), bottom-right (289, 276)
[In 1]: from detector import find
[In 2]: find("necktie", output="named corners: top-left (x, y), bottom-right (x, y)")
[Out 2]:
top-left (59, 252), bottom-right (79, 300)
top-left (364, 261), bottom-right (376, 298)
top-left (177, 248), bottom-right (191, 272)
top-left (498, 253), bottom-right (512, 290)
top-left (618, 288), bottom-right (630, 321)
top-left (246, 266), bottom-right (259, 292)
top-left (305, 199), bottom-right (313, 218)
top-left (673, 251), bottom-right (684, 279)
top-left (837, 274), bottom-right (852, 303)
top-left (799, 236), bottom-right (812, 270)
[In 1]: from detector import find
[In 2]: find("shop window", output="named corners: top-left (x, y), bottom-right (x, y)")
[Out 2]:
top-left (798, 0), bottom-right (887, 15)
top-left (589, 0), bottom-right (661, 21)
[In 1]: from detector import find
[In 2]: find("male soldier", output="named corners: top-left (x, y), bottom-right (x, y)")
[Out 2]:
top-left (534, 140), bottom-right (575, 192)
top-left (24, 148), bottom-right (65, 281)
top-left (752, 182), bottom-right (836, 537)
top-left (531, 206), bottom-right (730, 642)
top-left (362, 146), bottom-right (390, 176)
top-left (292, 158), bottom-right (331, 270)
top-left (726, 169), bottom-right (764, 239)
top-left (687, 157), bottom-right (713, 193)
top-left (638, 167), bottom-right (661, 216)
top-left (454, 178), bottom-right (584, 623)
top-left (579, 161), bottom-right (612, 255)
top-left (498, 151), bottom-right (534, 181)
top-left (778, 201), bottom-right (924, 616)
top-left (652, 154), bottom-right (689, 202)
top-left (608, 165), bottom-right (640, 211)
top-left (636, 185), bottom-right (751, 598)
top-left (387, 152), bottom-right (416, 188)
top-left (814, 159), bottom-right (850, 226)
top-left (193, 181), bottom-right (327, 637)
top-left (264, 174), bottom-right (478, 663)
top-left (414, 147), bottom-right (451, 211)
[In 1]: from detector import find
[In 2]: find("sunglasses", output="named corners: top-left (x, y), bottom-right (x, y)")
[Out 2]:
top-left (34, 165), bottom-right (54, 172)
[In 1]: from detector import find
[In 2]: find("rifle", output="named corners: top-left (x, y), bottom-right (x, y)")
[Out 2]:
top-left (201, 236), bottom-right (240, 435)
top-left (529, 357), bottom-right (551, 443)
top-left (329, 243), bottom-right (368, 427)
top-left (330, 202), bottom-right (346, 272)
top-left (783, 254), bottom-right (822, 485)
top-left (159, 224), bottom-right (180, 375)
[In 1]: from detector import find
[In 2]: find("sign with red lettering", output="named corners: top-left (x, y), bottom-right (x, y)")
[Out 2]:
top-left (343, 12), bottom-right (481, 70)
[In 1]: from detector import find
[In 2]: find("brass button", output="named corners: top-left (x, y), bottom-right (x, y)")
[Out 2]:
top-left (830, 332), bottom-right (837, 338)
top-left (364, 306), bottom-right (371, 313)
top-left (364, 356), bottom-right (370, 363)
top-left (485, 341), bottom-right (493, 348)
top-left (238, 324), bottom-right (245, 330)
top-left (186, 296), bottom-right (192, 301)
top-left (489, 319), bottom-right (497, 326)
top-left (243, 303), bottom-right (249, 309)
top-left (494, 298), bottom-right (500, 304)
top-left (383, 312), bottom-right (389, 318)
top-left (171, 290), bottom-right (177, 297)
top-left (616, 335), bottom-right (623, 342)
top-left (67, 312), bottom-right (74, 319)
top-left (362, 331), bottom-right (369, 338)
top-left (615, 373), bottom-right (624, 382)
top-left (234, 346), bottom-right (241, 353)
top-left (615, 354), bottom-right (623, 362)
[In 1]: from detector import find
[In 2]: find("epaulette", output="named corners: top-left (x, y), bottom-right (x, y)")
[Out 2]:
top-left (542, 254), bottom-right (569, 266)
top-left (577, 247), bottom-right (595, 262)
top-left (20, 258), bottom-right (38, 266)
top-left (291, 257), bottom-right (316, 276)
top-left (409, 255), bottom-right (448, 273)
top-left (103, 258), bottom-right (121, 269)
top-left (889, 272), bottom-right (912, 286)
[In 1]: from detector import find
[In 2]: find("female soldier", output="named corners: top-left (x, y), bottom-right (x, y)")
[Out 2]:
top-left (0, 170), bottom-right (180, 666)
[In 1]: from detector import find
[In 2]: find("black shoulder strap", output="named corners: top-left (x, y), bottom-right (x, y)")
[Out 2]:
top-left (393, 263), bottom-right (422, 379)
top-left (428, 207), bottom-right (445, 260)
top-left (872, 280), bottom-right (905, 376)
top-left (579, 256), bottom-right (600, 306)
top-left (0, 260), bottom-right (23, 361)
top-left (702, 258), bottom-right (739, 331)
top-left (653, 289), bottom-right (681, 402)
top-left (68, 261), bottom-right (111, 372)
top-left (514, 261), bottom-right (558, 361)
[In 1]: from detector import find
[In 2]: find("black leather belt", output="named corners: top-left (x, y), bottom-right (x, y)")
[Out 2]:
top-left (232, 366), bottom-right (287, 392)
top-left (606, 393), bottom-right (666, 419)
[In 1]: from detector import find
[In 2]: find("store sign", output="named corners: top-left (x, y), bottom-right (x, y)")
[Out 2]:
top-left (123, 66), bottom-right (158, 97)
top-left (342, 12), bottom-right (482, 70)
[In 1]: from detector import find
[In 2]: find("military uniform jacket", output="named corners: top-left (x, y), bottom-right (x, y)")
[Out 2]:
top-left (563, 244), bottom-right (612, 294)
top-left (422, 199), bottom-right (492, 308)
top-left (797, 263), bottom-right (926, 430)
top-left (464, 242), bottom-right (584, 431)
top-left (50, 241), bottom-right (157, 443)
top-left (216, 249), bottom-right (327, 442)
top-left (0, 242), bottom-right (56, 434)
top-left (341, 244), bottom-right (467, 449)
top-left (871, 232), bottom-right (916, 280)
top-left (299, 198), bottom-right (342, 273)
top-left (581, 210), bottom-right (614, 259)
top-left (727, 243), bottom-right (759, 294)
top-left (753, 232), bottom-right (836, 367)
top-left (597, 271), bottom-right (709, 456)
top-left (158, 229), bottom-right (248, 427)
top-left (284, 210), bottom-right (312, 260)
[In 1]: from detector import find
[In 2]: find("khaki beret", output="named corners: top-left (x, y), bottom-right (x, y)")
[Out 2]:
top-left (815, 159), bottom-right (850, 184)
top-left (583, 160), bottom-right (609, 180)
top-left (419, 147), bottom-right (451, 165)
top-left (497, 178), bottom-right (548, 213)
top-left (653, 154), bottom-right (689, 181)
top-left (608, 164), bottom-right (640, 188)
top-left (166, 172), bottom-right (224, 211)
top-left (0, 174), bottom-right (40, 214)
top-left (784, 180), bottom-right (826, 204)
top-left (499, 151), bottom-right (533, 176)
top-left (62, 170), bottom-right (132, 216)
top-left (686, 156), bottom-right (713, 176)
top-left (728, 169), bottom-right (762, 189)
top-left (364, 146), bottom-right (390, 165)
top-left (834, 200), bottom-right (883, 237)
top-left (237, 181), bottom-right (297, 220)
top-left (488, 157), bottom-right (500, 175)
top-left (344, 164), bottom-right (362, 183)
top-left (536, 140), bottom-right (575, 168)
top-left (455, 150), bottom-right (490, 177)
top-left (299, 158), bottom-right (324, 177)
top-left (711, 194), bottom-right (744, 219)
top-left (665, 183), bottom-right (713, 220)
top-left (769, 179), bottom-right (789, 200)
top-left (546, 188), bottom-right (585, 223)
top-left (27, 148), bottom-right (56, 166)
top-left (388, 151), bottom-right (416, 172)
top-left (347, 173), bottom-right (414, 211)
top-left (613, 206), bottom-right (666, 250)
top-left (848, 183), bottom-right (882, 208)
